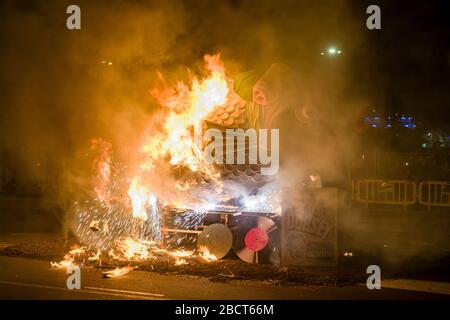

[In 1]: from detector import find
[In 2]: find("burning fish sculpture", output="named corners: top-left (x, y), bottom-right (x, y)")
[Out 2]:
top-left (63, 54), bottom-right (307, 271)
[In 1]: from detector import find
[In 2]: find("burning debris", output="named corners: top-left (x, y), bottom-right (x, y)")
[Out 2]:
top-left (49, 236), bottom-right (221, 278)
top-left (57, 53), bottom-right (289, 277)
top-left (50, 246), bottom-right (87, 269)
top-left (198, 246), bottom-right (219, 262)
top-left (103, 266), bottom-right (135, 278)
top-left (114, 237), bottom-right (154, 261)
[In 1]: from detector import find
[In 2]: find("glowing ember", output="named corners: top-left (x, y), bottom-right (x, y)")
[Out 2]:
top-left (88, 249), bottom-right (101, 261)
top-left (115, 237), bottom-right (154, 261)
top-left (174, 258), bottom-right (188, 266)
top-left (50, 260), bottom-right (74, 269)
top-left (128, 177), bottom-right (154, 220)
top-left (50, 246), bottom-right (87, 269)
top-left (103, 266), bottom-right (135, 278)
top-left (108, 249), bottom-right (120, 260)
top-left (198, 246), bottom-right (218, 262)
top-left (169, 250), bottom-right (194, 258)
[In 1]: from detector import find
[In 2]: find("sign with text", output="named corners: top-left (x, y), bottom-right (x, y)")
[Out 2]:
top-left (281, 188), bottom-right (338, 267)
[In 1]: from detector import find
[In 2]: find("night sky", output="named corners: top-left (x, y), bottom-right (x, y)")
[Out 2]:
top-left (352, 0), bottom-right (450, 126)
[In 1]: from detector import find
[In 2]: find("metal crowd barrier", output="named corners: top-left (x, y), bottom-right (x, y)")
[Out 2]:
top-left (353, 179), bottom-right (416, 209)
top-left (418, 181), bottom-right (450, 212)
top-left (353, 179), bottom-right (450, 211)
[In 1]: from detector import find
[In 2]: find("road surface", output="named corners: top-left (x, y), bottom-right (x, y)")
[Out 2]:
top-left (0, 256), bottom-right (449, 300)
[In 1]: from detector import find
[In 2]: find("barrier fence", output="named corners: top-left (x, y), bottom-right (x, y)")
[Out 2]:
top-left (353, 179), bottom-right (450, 211)
top-left (418, 181), bottom-right (450, 210)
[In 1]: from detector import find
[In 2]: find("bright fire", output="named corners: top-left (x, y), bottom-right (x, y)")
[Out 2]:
top-left (127, 54), bottom-right (229, 219)
top-left (115, 237), bottom-right (154, 261)
top-left (91, 139), bottom-right (113, 204)
top-left (64, 53), bottom-right (279, 276)
top-left (50, 246), bottom-right (87, 269)
top-left (103, 266), bottom-right (135, 278)
top-left (198, 246), bottom-right (218, 262)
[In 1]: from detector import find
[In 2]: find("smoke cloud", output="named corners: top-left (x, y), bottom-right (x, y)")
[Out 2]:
top-left (0, 0), bottom-right (368, 194)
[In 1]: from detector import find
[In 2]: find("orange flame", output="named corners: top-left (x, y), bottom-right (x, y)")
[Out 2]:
top-left (50, 246), bottom-right (87, 269)
top-left (91, 139), bottom-right (113, 204)
top-left (174, 258), bottom-right (188, 266)
top-left (128, 54), bottom-right (230, 218)
top-left (103, 266), bottom-right (135, 278)
top-left (198, 246), bottom-right (218, 262)
top-left (115, 237), bottom-right (154, 261)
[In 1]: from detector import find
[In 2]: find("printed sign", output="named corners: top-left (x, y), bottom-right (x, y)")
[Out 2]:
top-left (281, 188), bottom-right (338, 267)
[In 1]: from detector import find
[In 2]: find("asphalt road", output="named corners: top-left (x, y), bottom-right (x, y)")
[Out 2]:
top-left (0, 256), bottom-right (449, 300)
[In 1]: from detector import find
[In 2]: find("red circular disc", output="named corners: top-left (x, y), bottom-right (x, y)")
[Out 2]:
top-left (244, 228), bottom-right (269, 252)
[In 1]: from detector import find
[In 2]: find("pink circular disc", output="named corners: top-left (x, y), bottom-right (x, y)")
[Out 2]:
top-left (244, 228), bottom-right (269, 252)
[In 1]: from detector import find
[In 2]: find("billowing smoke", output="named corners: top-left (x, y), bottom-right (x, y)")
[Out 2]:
top-left (0, 0), bottom-right (368, 198)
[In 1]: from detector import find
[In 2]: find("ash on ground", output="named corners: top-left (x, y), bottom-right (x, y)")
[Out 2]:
top-left (0, 237), bottom-right (365, 286)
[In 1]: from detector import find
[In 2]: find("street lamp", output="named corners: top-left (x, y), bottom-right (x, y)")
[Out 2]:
top-left (321, 46), bottom-right (342, 56)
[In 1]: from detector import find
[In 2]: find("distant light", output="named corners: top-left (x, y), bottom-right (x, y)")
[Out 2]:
top-left (322, 47), bottom-right (342, 56)
top-left (108, 61), bottom-right (113, 66)
top-left (344, 252), bottom-right (353, 257)
top-left (372, 124), bottom-right (377, 128)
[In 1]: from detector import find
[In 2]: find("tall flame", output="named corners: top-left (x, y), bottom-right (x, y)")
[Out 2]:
top-left (128, 54), bottom-right (230, 219)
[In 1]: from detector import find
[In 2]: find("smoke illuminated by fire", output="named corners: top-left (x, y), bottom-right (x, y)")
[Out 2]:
top-left (91, 139), bottom-right (113, 204)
